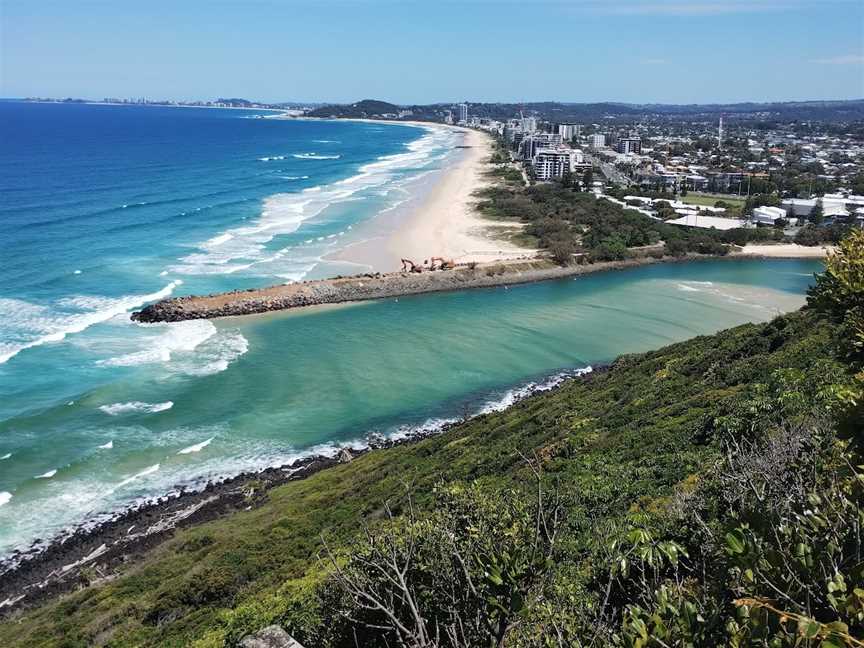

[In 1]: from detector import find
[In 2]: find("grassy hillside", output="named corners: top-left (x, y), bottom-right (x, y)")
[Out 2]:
top-left (3, 232), bottom-right (864, 647)
top-left (0, 301), bottom-right (856, 646)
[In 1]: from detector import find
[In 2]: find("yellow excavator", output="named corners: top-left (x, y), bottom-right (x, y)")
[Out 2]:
top-left (429, 256), bottom-right (456, 270)
top-left (401, 258), bottom-right (423, 273)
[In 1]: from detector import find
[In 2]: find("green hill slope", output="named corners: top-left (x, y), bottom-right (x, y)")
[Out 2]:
top-left (1, 235), bottom-right (862, 647)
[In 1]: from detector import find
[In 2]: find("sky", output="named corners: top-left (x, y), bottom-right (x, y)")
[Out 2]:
top-left (1, 0), bottom-right (863, 105)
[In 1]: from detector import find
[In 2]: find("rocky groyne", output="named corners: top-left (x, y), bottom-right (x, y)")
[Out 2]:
top-left (131, 257), bottom-right (668, 323)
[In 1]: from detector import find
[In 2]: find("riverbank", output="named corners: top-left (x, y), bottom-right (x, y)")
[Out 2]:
top-left (130, 255), bottom-right (683, 322)
top-left (0, 303), bottom-right (837, 646)
top-left (0, 367), bottom-right (596, 613)
top-left (734, 242), bottom-right (835, 258)
top-left (131, 249), bottom-right (825, 323)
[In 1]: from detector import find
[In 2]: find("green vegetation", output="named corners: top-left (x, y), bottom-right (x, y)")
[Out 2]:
top-left (475, 182), bottom-right (781, 262)
top-left (681, 193), bottom-right (746, 216)
top-left (2, 233), bottom-right (862, 647)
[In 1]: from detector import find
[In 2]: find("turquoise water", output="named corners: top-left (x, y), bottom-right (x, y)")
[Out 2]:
top-left (0, 258), bottom-right (819, 555)
top-left (0, 103), bottom-right (821, 557)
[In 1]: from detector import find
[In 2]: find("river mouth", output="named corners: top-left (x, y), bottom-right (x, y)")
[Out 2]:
top-left (0, 258), bottom-right (819, 558)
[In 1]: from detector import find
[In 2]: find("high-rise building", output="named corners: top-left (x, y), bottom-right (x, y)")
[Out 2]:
top-left (520, 116), bottom-right (538, 133)
top-left (558, 124), bottom-right (581, 140)
top-left (458, 103), bottom-right (468, 123)
top-left (617, 138), bottom-right (642, 154)
top-left (589, 134), bottom-right (606, 149)
top-left (519, 133), bottom-right (562, 160)
top-left (533, 149), bottom-right (574, 181)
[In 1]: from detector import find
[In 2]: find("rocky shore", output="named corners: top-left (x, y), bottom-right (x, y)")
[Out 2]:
top-left (0, 366), bottom-right (602, 616)
top-left (132, 256), bottom-right (678, 323)
top-left (0, 434), bottom-right (424, 615)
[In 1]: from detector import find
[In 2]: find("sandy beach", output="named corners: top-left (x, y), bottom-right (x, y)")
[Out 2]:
top-left (330, 126), bottom-right (535, 272)
top-left (735, 243), bottom-right (834, 258)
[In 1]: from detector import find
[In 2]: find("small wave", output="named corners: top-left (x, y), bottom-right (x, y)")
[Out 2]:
top-left (258, 155), bottom-right (287, 161)
top-left (312, 139), bottom-right (340, 144)
top-left (480, 367), bottom-right (593, 415)
top-left (73, 269), bottom-right (82, 275)
top-left (99, 401), bottom-right (174, 416)
top-left (117, 464), bottom-right (160, 489)
top-left (279, 175), bottom-right (310, 180)
top-left (203, 233), bottom-right (234, 248)
top-left (177, 437), bottom-right (214, 455)
top-left (0, 493), bottom-right (10, 507)
top-left (35, 470), bottom-right (57, 479)
top-left (677, 283), bottom-right (701, 292)
top-left (293, 153), bottom-right (341, 160)
top-left (168, 329), bottom-right (248, 376)
top-left (0, 453), bottom-right (10, 460)
top-left (97, 319), bottom-right (216, 367)
top-left (0, 280), bottom-right (183, 365)
top-left (98, 441), bottom-right (114, 450)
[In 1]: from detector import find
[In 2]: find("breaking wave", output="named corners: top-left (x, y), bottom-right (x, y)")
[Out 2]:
top-left (177, 437), bottom-right (214, 454)
top-left (99, 401), bottom-right (174, 416)
top-left (172, 125), bottom-right (457, 280)
top-left (0, 281), bottom-right (183, 365)
top-left (292, 153), bottom-right (341, 160)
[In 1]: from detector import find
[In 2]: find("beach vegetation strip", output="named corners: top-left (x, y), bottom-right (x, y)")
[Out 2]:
top-left (1, 232), bottom-right (861, 647)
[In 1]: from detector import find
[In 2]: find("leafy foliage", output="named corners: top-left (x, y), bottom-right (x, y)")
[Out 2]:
top-left (3, 235), bottom-right (863, 647)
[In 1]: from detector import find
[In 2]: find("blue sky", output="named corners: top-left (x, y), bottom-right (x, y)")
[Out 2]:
top-left (1, 0), bottom-right (862, 104)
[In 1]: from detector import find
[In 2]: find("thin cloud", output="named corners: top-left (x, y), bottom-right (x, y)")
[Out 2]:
top-left (810, 54), bottom-right (864, 65)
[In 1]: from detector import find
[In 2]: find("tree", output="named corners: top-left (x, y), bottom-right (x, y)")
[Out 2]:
top-left (809, 201), bottom-right (825, 226)
top-left (582, 169), bottom-right (594, 192)
top-left (808, 229), bottom-right (864, 366)
top-left (548, 240), bottom-right (577, 265)
top-left (320, 463), bottom-right (563, 648)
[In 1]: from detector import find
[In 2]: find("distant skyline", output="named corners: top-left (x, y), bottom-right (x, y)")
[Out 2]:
top-left (2, 0), bottom-right (863, 105)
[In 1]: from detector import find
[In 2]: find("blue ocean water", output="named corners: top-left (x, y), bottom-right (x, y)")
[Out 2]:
top-left (0, 102), bottom-right (821, 558)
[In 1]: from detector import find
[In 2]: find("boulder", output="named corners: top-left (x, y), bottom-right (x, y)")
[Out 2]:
top-left (239, 625), bottom-right (304, 648)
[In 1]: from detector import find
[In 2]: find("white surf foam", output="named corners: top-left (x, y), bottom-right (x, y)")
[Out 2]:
top-left (293, 153), bottom-right (341, 160)
top-left (479, 367), bottom-right (593, 415)
top-left (99, 401), bottom-right (174, 416)
top-left (0, 453), bottom-right (10, 460)
top-left (98, 441), bottom-right (114, 450)
top-left (0, 493), bottom-right (10, 507)
top-left (677, 283), bottom-right (701, 292)
top-left (177, 437), bottom-right (214, 454)
top-left (117, 464), bottom-right (160, 489)
top-left (98, 319), bottom-right (216, 367)
top-left (35, 470), bottom-right (57, 479)
top-left (0, 281), bottom-right (183, 365)
top-left (168, 329), bottom-right (249, 376)
top-left (171, 125), bottom-right (457, 281)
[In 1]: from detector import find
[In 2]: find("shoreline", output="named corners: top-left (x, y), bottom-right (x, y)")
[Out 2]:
top-left (0, 366), bottom-right (599, 614)
top-left (285, 119), bottom-right (533, 272)
top-left (131, 250), bottom-right (824, 324)
top-left (338, 126), bottom-right (535, 269)
top-left (732, 242), bottom-right (834, 258)
top-left (0, 253), bottom-right (824, 613)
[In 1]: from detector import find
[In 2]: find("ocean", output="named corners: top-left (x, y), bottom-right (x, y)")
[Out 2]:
top-left (0, 102), bottom-right (821, 557)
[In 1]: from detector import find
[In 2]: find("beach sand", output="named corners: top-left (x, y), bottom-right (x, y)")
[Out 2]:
top-left (330, 127), bottom-right (535, 272)
top-left (735, 243), bottom-right (834, 258)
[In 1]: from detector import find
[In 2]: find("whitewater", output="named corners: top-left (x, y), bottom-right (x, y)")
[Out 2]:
top-left (0, 103), bottom-right (821, 561)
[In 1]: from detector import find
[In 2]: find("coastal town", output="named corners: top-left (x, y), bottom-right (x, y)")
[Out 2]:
top-left (462, 104), bottom-right (864, 241)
